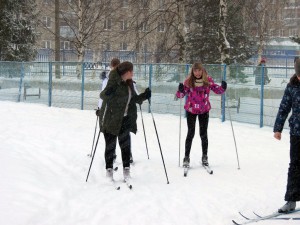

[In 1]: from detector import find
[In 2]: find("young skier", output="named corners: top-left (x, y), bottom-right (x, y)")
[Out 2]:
top-left (176, 62), bottom-right (227, 168)
top-left (274, 57), bottom-right (300, 213)
top-left (99, 61), bottom-right (151, 181)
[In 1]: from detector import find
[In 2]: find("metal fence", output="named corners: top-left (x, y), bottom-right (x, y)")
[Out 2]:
top-left (0, 61), bottom-right (296, 129)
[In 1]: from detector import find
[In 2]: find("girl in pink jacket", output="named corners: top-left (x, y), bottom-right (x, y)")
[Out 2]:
top-left (176, 62), bottom-right (227, 167)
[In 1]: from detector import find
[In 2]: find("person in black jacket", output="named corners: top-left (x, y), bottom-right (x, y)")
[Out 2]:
top-left (99, 61), bottom-right (151, 181)
top-left (274, 57), bottom-right (300, 213)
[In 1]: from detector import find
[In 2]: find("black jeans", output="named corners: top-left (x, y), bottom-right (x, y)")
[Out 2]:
top-left (285, 135), bottom-right (300, 201)
top-left (185, 111), bottom-right (209, 158)
top-left (104, 116), bottom-right (131, 169)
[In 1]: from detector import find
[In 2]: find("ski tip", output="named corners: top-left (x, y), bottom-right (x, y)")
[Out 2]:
top-left (210, 171), bottom-right (213, 175)
top-left (232, 220), bottom-right (240, 225)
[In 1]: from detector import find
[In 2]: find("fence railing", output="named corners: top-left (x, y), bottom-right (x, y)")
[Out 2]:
top-left (0, 61), bottom-right (295, 129)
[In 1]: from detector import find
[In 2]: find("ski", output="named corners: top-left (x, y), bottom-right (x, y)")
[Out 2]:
top-left (183, 166), bottom-right (189, 177)
top-left (202, 164), bottom-right (213, 174)
top-left (124, 178), bottom-right (132, 189)
top-left (110, 179), bottom-right (120, 190)
top-left (232, 208), bottom-right (300, 225)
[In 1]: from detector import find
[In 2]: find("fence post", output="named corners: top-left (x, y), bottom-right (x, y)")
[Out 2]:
top-left (148, 64), bottom-right (153, 113)
top-left (48, 62), bottom-right (52, 107)
top-left (81, 62), bottom-right (85, 110)
top-left (260, 65), bottom-right (265, 128)
top-left (17, 62), bottom-right (25, 102)
top-left (221, 64), bottom-right (226, 122)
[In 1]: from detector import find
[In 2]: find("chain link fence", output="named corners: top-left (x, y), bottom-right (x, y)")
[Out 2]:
top-left (0, 61), bottom-right (296, 129)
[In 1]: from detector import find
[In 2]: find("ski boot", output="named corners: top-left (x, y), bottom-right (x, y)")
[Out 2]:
top-left (183, 157), bottom-right (190, 168)
top-left (202, 155), bottom-right (209, 166)
top-left (278, 201), bottom-right (296, 213)
top-left (106, 168), bottom-right (114, 180)
top-left (123, 167), bottom-right (131, 180)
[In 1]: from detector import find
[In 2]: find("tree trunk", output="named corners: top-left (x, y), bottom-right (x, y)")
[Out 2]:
top-left (55, 0), bottom-right (61, 78)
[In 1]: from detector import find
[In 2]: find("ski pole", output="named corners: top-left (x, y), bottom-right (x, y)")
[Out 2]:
top-left (139, 104), bottom-right (149, 159)
top-left (178, 97), bottom-right (182, 167)
top-left (225, 91), bottom-right (241, 170)
top-left (148, 99), bottom-right (170, 184)
top-left (86, 129), bottom-right (101, 182)
top-left (88, 112), bottom-right (98, 157)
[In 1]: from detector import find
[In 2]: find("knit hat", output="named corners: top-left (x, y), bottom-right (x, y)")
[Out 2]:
top-left (295, 58), bottom-right (300, 76)
top-left (260, 58), bottom-right (266, 63)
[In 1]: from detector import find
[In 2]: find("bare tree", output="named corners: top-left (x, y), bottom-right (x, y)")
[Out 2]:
top-left (219, 0), bottom-right (230, 64)
top-left (243, 0), bottom-right (288, 63)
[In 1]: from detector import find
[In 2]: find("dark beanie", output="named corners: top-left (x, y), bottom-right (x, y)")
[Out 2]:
top-left (295, 58), bottom-right (300, 76)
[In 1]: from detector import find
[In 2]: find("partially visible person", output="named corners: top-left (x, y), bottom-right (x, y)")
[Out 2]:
top-left (254, 58), bottom-right (271, 85)
top-left (99, 61), bottom-right (151, 181)
top-left (274, 57), bottom-right (300, 213)
top-left (97, 58), bottom-right (120, 109)
top-left (176, 62), bottom-right (227, 168)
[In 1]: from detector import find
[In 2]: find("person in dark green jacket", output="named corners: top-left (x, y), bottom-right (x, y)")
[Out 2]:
top-left (99, 61), bottom-right (151, 181)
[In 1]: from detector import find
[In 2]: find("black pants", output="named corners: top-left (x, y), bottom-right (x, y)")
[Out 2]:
top-left (285, 135), bottom-right (300, 201)
top-left (104, 116), bottom-right (131, 169)
top-left (185, 111), bottom-right (209, 158)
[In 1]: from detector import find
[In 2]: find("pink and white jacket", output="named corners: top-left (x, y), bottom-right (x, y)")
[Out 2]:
top-left (176, 76), bottom-right (225, 114)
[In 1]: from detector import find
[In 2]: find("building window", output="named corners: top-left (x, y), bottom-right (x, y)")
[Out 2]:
top-left (104, 19), bottom-right (112, 30)
top-left (121, 0), bottom-right (128, 8)
top-left (158, 0), bottom-right (165, 9)
top-left (42, 40), bottom-right (51, 49)
top-left (142, 43), bottom-right (148, 52)
top-left (60, 41), bottom-right (70, 50)
top-left (158, 22), bottom-right (165, 32)
top-left (289, 29), bottom-right (297, 36)
top-left (43, 16), bottom-right (51, 28)
top-left (278, 29), bottom-right (285, 37)
top-left (120, 42), bottom-right (128, 50)
top-left (139, 21), bottom-right (148, 32)
top-left (120, 20), bottom-right (128, 31)
top-left (140, 0), bottom-right (149, 9)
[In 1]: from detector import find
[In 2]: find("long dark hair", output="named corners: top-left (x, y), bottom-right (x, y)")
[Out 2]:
top-left (186, 62), bottom-right (209, 88)
top-left (116, 61), bottom-right (133, 76)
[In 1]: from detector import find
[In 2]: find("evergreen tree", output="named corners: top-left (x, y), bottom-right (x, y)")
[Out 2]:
top-left (290, 36), bottom-right (300, 45)
top-left (0, 0), bottom-right (37, 61)
top-left (186, 0), bottom-right (255, 64)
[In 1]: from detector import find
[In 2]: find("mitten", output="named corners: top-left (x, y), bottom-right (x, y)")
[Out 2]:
top-left (221, 81), bottom-right (227, 90)
top-left (95, 109), bottom-right (101, 116)
top-left (143, 87), bottom-right (151, 100)
top-left (178, 83), bottom-right (184, 93)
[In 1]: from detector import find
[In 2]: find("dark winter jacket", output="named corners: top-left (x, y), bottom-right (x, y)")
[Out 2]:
top-left (274, 74), bottom-right (300, 136)
top-left (176, 76), bottom-right (225, 114)
top-left (99, 71), bottom-right (147, 136)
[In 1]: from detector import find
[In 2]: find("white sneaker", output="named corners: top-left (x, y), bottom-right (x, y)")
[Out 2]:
top-left (278, 201), bottom-right (296, 213)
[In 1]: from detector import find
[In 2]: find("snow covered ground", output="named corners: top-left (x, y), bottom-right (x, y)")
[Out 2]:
top-left (0, 101), bottom-right (299, 225)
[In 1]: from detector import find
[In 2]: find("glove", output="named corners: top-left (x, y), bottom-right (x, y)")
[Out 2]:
top-left (178, 83), bottom-right (184, 93)
top-left (95, 109), bottom-right (101, 116)
top-left (143, 87), bottom-right (151, 100)
top-left (221, 81), bottom-right (227, 90)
